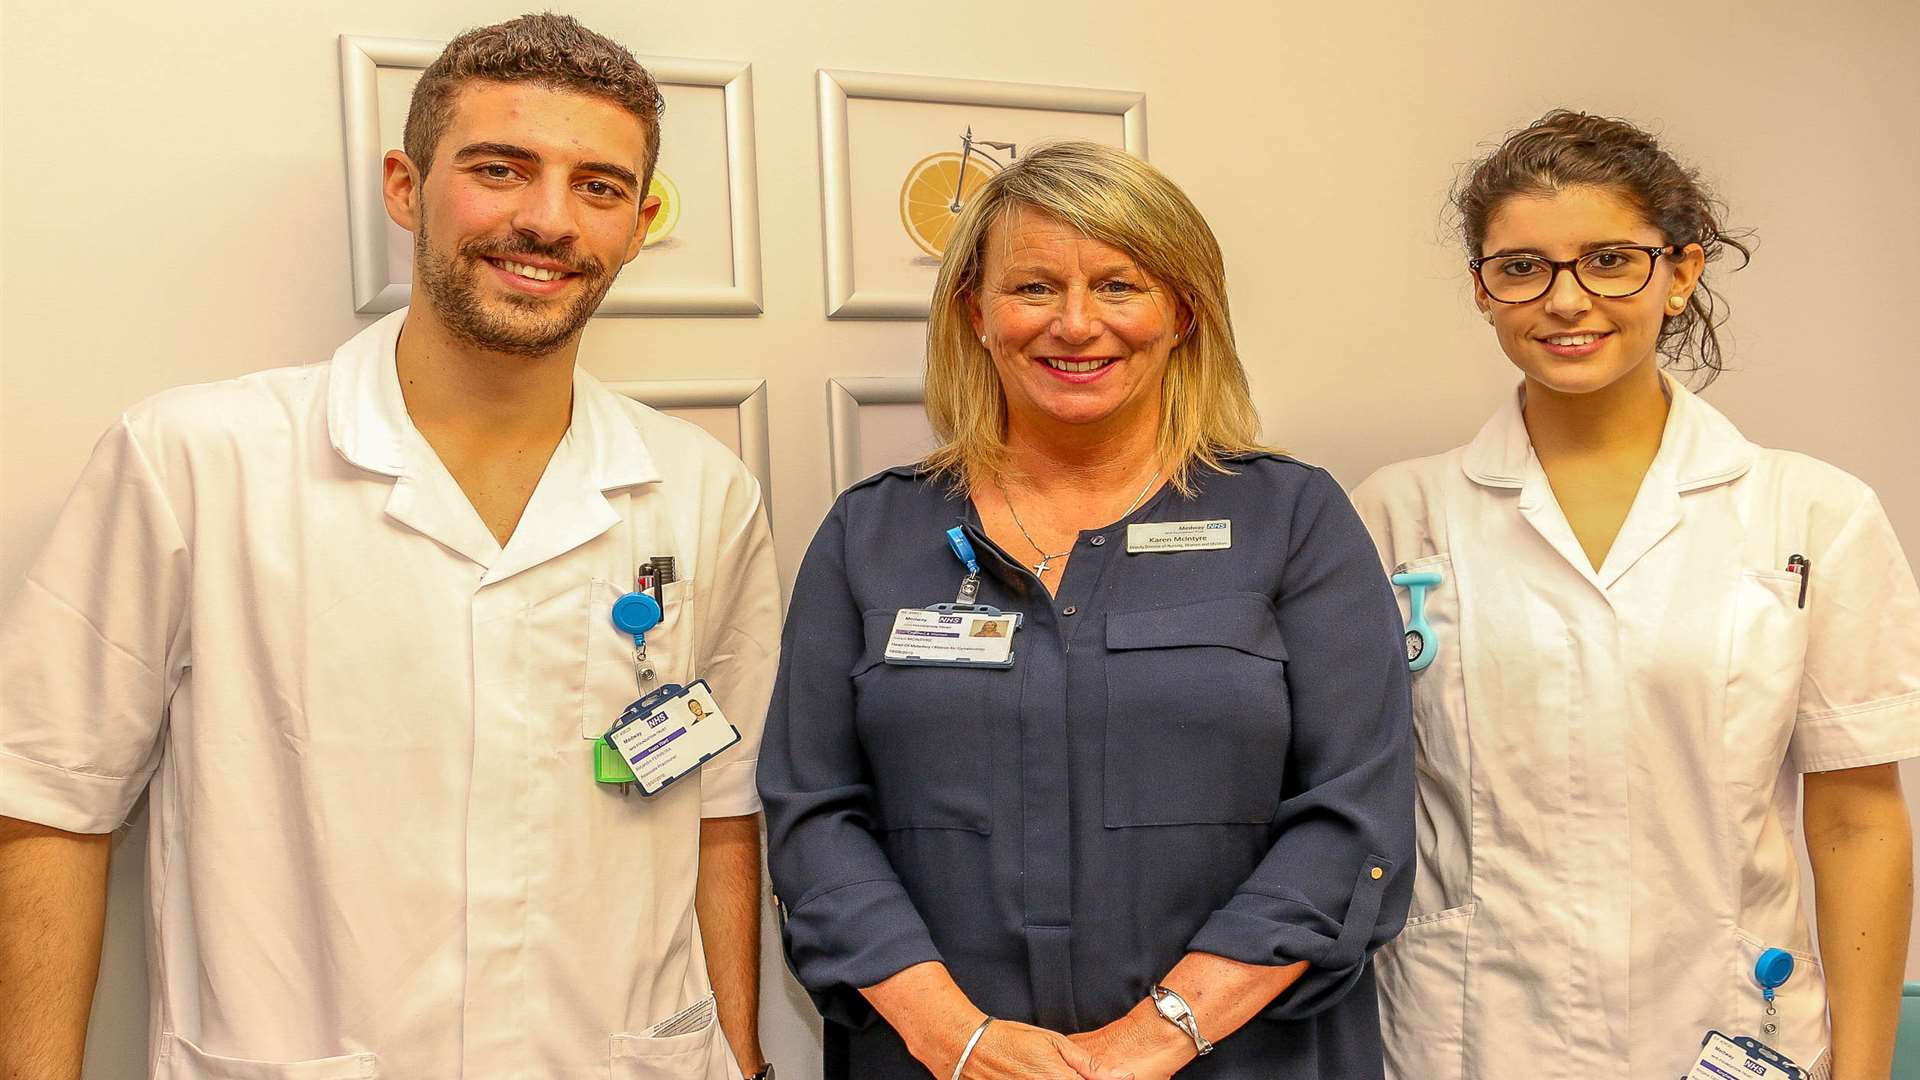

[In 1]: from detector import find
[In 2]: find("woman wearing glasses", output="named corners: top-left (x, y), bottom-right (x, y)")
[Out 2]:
top-left (1353, 110), bottom-right (1917, 1080)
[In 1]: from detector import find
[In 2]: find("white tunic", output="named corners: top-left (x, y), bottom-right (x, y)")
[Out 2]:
top-left (0, 310), bottom-right (781, 1080)
top-left (1351, 377), bottom-right (1920, 1080)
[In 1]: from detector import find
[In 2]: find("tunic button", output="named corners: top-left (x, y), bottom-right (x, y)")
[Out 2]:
top-left (1370, 867), bottom-right (1384, 880)
top-left (1062, 606), bottom-right (1078, 616)
top-left (1090, 535), bottom-right (1106, 547)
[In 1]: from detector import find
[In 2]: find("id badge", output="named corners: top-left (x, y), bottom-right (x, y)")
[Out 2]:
top-left (602, 680), bottom-right (742, 796)
top-left (1686, 1031), bottom-right (1803, 1080)
top-left (884, 604), bottom-right (1022, 668)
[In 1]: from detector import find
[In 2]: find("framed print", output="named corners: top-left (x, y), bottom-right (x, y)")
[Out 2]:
top-left (817, 69), bottom-right (1147, 319)
top-left (338, 35), bottom-right (763, 316)
top-left (608, 378), bottom-right (773, 511)
top-left (827, 376), bottom-right (933, 492)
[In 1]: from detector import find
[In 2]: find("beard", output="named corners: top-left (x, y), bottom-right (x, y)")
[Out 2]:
top-left (412, 220), bottom-right (616, 357)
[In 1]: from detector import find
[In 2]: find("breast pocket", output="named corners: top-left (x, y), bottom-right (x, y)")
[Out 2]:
top-left (850, 609), bottom-right (1007, 832)
top-left (1725, 570), bottom-right (1812, 768)
top-left (1102, 593), bottom-right (1289, 826)
top-left (580, 578), bottom-right (695, 739)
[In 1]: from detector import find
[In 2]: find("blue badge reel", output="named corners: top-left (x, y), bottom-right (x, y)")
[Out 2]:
top-left (597, 589), bottom-right (666, 785)
top-left (1685, 948), bottom-right (1804, 1079)
top-left (1390, 569), bottom-right (1443, 672)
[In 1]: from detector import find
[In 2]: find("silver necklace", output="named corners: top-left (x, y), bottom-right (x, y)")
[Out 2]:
top-left (1005, 469), bottom-right (1160, 577)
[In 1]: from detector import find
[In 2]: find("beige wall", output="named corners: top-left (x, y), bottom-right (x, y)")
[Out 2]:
top-left (2, 1), bottom-right (1916, 1076)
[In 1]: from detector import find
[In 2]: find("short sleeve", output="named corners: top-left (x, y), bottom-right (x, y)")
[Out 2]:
top-left (1788, 488), bottom-right (1920, 772)
top-left (0, 419), bottom-right (189, 832)
top-left (693, 468), bottom-right (781, 818)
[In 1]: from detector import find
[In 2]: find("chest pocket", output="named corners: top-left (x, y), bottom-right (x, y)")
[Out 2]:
top-left (1102, 592), bottom-right (1289, 827)
top-left (1723, 569), bottom-right (1812, 786)
top-left (849, 609), bottom-right (1008, 833)
top-left (581, 578), bottom-right (696, 739)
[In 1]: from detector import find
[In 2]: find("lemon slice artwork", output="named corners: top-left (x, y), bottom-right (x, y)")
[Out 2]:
top-left (644, 170), bottom-right (681, 246)
top-left (899, 152), bottom-right (995, 258)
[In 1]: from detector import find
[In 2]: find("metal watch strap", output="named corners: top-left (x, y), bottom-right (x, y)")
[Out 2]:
top-left (746, 1067), bottom-right (775, 1080)
top-left (1150, 985), bottom-right (1214, 1056)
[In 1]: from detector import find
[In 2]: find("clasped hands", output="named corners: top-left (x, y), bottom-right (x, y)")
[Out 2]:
top-left (942, 999), bottom-right (1198, 1080)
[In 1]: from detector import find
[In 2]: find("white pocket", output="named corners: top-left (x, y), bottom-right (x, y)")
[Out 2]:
top-left (158, 1034), bottom-right (376, 1080)
top-left (611, 995), bottom-right (740, 1080)
top-left (1374, 902), bottom-right (1475, 1080)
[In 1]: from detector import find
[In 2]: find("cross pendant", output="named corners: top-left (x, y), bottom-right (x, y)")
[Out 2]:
top-left (1033, 558), bottom-right (1052, 576)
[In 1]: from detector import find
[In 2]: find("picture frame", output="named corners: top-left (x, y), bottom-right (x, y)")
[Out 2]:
top-left (827, 376), bottom-right (931, 492)
top-left (608, 378), bottom-right (774, 514)
top-left (338, 35), bottom-right (764, 317)
top-left (816, 69), bottom-right (1147, 319)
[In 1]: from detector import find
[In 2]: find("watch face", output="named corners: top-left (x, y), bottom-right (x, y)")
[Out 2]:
top-left (1404, 629), bottom-right (1425, 663)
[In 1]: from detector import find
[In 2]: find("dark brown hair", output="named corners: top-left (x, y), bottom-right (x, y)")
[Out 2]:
top-left (403, 14), bottom-right (664, 186)
top-left (1452, 109), bottom-right (1752, 386)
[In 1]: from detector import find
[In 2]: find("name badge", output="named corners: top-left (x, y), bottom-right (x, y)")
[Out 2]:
top-left (884, 605), bottom-right (1021, 668)
top-left (1686, 1031), bottom-right (1804, 1080)
top-left (603, 680), bottom-right (742, 797)
top-left (1127, 520), bottom-right (1231, 553)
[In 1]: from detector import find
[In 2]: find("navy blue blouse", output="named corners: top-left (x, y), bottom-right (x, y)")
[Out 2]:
top-left (760, 456), bottom-right (1415, 1078)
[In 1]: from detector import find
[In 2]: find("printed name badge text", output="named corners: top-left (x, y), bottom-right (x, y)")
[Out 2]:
top-left (1127, 520), bottom-right (1232, 553)
top-left (884, 608), bottom-right (1017, 667)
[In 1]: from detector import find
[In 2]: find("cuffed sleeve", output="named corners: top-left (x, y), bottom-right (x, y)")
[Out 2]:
top-left (1186, 468), bottom-right (1416, 1019)
top-left (1788, 488), bottom-right (1920, 772)
top-left (694, 466), bottom-right (781, 818)
top-left (758, 503), bottom-right (942, 1026)
top-left (0, 418), bottom-right (188, 832)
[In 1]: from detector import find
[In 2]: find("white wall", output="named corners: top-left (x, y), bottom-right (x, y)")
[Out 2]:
top-left (2, 1), bottom-right (1917, 1077)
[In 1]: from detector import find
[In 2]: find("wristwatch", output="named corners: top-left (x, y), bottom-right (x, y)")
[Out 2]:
top-left (746, 1067), bottom-right (775, 1080)
top-left (1149, 985), bottom-right (1214, 1057)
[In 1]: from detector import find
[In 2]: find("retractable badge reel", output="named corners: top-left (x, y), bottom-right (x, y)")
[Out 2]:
top-left (597, 586), bottom-right (662, 788)
top-left (1391, 569), bottom-right (1443, 672)
top-left (1753, 948), bottom-right (1794, 1037)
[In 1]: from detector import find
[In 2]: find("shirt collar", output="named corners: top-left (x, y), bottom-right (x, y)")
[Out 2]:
top-left (326, 308), bottom-right (661, 492)
top-left (1460, 372), bottom-right (1756, 494)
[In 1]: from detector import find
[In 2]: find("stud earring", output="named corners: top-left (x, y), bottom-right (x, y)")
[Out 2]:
top-left (1482, 309), bottom-right (1495, 324)
top-left (1667, 294), bottom-right (1686, 311)
top-left (979, 335), bottom-right (988, 346)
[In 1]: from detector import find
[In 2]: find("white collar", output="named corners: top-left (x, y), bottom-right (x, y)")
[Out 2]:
top-left (326, 308), bottom-right (660, 491)
top-left (1460, 372), bottom-right (1756, 494)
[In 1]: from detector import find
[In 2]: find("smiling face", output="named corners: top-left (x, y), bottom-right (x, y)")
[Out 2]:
top-left (383, 80), bottom-right (659, 357)
top-left (1476, 184), bottom-right (1702, 397)
top-left (969, 206), bottom-right (1185, 441)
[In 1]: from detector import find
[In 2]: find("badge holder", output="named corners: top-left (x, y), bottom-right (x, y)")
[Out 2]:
top-left (603, 679), bottom-right (743, 797)
top-left (1391, 568), bottom-right (1442, 672)
top-left (880, 529), bottom-right (1025, 669)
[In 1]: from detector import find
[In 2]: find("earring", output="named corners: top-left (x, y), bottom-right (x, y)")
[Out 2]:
top-left (1667, 294), bottom-right (1686, 311)
top-left (979, 335), bottom-right (988, 346)
top-left (1482, 309), bottom-right (1494, 324)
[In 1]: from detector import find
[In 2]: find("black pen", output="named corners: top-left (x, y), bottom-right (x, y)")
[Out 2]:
top-left (1786, 554), bottom-right (1810, 609)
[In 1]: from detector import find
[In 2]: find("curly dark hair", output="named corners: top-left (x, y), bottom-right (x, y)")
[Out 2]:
top-left (1451, 109), bottom-right (1752, 386)
top-left (403, 13), bottom-right (664, 186)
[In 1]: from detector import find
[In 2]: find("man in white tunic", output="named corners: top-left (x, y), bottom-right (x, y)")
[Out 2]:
top-left (0, 14), bottom-right (779, 1080)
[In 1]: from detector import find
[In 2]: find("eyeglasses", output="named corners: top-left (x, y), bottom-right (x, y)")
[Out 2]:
top-left (1469, 245), bottom-right (1677, 304)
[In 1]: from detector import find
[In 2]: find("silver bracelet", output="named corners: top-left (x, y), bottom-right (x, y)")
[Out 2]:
top-left (949, 1016), bottom-right (994, 1080)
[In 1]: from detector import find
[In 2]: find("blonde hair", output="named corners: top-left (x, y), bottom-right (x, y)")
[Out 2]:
top-left (923, 141), bottom-right (1267, 495)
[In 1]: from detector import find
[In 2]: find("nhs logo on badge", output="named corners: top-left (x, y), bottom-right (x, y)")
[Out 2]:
top-left (646, 709), bottom-right (670, 729)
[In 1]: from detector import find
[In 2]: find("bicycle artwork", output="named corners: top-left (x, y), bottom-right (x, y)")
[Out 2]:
top-left (897, 127), bottom-right (1017, 258)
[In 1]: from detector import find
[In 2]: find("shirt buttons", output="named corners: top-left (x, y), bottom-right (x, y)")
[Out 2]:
top-left (1089, 535), bottom-right (1106, 547)
top-left (1062, 606), bottom-right (1078, 616)
top-left (1370, 867), bottom-right (1384, 880)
